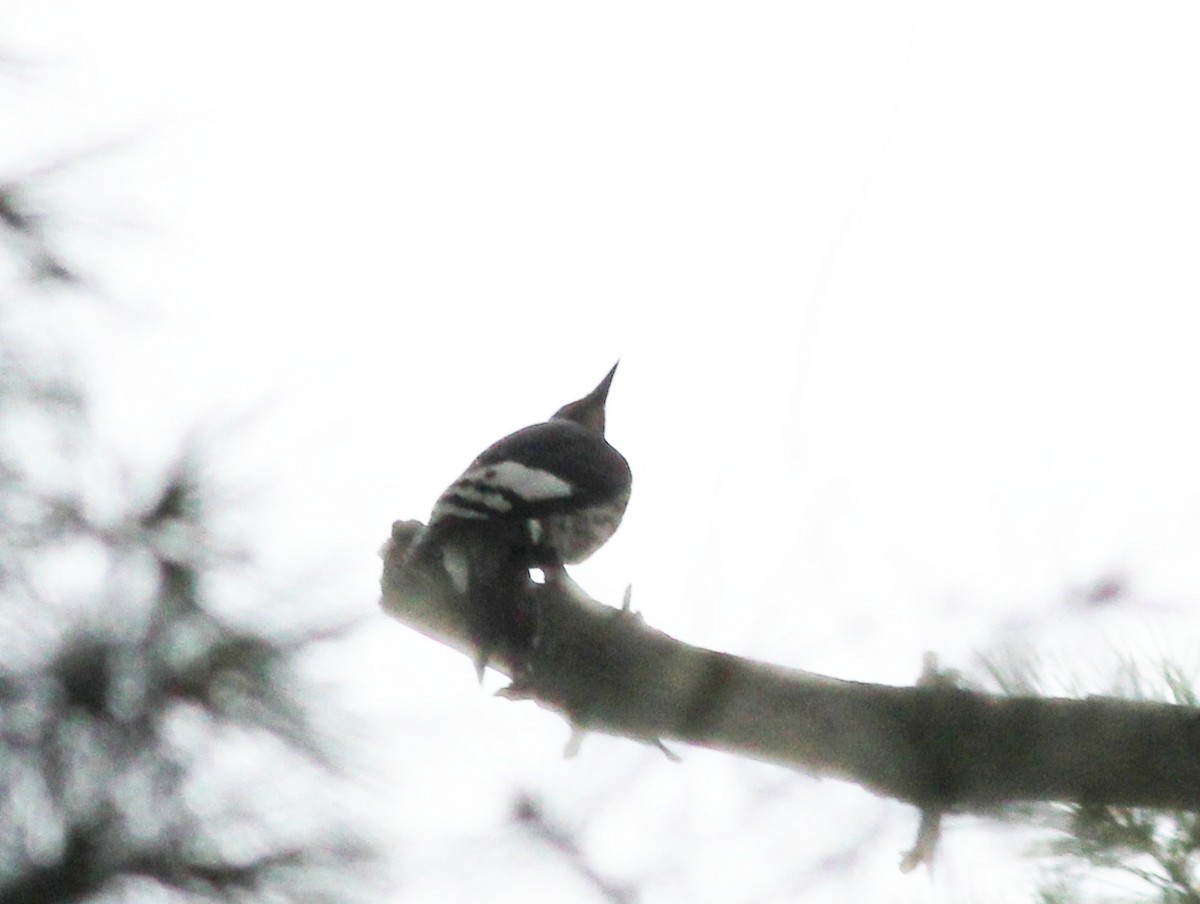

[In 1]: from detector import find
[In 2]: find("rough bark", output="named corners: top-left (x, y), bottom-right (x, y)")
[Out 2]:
top-left (380, 520), bottom-right (1200, 815)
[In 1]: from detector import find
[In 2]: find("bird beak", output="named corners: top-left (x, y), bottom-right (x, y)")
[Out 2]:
top-left (550, 361), bottom-right (620, 431)
top-left (588, 361), bottom-right (619, 406)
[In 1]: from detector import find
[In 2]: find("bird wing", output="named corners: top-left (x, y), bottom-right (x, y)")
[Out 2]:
top-left (431, 421), bottom-right (630, 524)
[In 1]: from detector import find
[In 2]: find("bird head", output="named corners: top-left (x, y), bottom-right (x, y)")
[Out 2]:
top-left (550, 362), bottom-right (619, 434)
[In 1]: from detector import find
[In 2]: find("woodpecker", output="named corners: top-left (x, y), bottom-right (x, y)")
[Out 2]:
top-left (411, 363), bottom-right (632, 679)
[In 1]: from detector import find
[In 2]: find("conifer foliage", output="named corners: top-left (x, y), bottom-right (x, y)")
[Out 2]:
top-left (0, 166), bottom-right (372, 903)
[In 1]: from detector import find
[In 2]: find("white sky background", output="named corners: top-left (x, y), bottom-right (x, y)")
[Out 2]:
top-left (6, 1), bottom-right (1200, 901)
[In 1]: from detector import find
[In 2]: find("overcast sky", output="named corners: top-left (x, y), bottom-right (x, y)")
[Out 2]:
top-left (6, 1), bottom-right (1200, 901)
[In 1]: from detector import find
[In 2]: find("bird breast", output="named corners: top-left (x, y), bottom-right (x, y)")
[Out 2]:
top-left (534, 488), bottom-right (630, 564)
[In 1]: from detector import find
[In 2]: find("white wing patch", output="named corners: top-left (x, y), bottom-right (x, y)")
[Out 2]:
top-left (430, 461), bottom-right (573, 525)
top-left (467, 462), bottom-right (573, 501)
top-left (446, 483), bottom-right (514, 513)
top-left (430, 501), bottom-right (490, 520)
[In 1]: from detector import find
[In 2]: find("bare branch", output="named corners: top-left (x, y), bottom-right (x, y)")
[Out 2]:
top-left (381, 519), bottom-right (1200, 818)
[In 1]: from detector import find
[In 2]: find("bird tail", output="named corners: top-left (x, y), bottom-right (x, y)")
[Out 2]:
top-left (462, 535), bottom-right (538, 680)
top-left (414, 520), bottom-right (538, 681)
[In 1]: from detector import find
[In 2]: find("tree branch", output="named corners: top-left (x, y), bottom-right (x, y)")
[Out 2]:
top-left (380, 520), bottom-right (1200, 816)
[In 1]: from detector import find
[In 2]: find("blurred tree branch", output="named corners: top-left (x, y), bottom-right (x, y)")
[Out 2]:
top-left (1, 155), bottom-right (375, 902)
top-left (1, 173), bottom-right (79, 284)
top-left (382, 519), bottom-right (1200, 820)
top-left (512, 794), bottom-right (637, 904)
